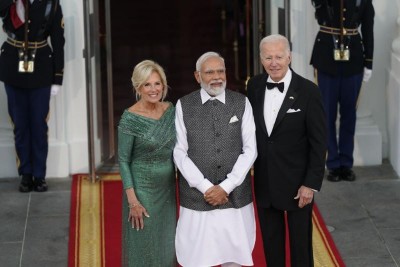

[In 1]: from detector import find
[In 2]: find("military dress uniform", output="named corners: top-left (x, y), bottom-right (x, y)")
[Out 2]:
top-left (310, 0), bottom-right (374, 181)
top-left (0, 0), bottom-right (64, 192)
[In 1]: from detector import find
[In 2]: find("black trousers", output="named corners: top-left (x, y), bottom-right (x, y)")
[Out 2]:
top-left (258, 205), bottom-right (314, 267)
top-left (5, 84), bottom-right (51, 179)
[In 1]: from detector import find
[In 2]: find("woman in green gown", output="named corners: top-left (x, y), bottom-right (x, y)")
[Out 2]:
top-left (117, 60), bottom-right (176, 267)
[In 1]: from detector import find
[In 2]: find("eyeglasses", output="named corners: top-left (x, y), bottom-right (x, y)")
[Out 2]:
top-left (200, 69), bottom-right (226, 77)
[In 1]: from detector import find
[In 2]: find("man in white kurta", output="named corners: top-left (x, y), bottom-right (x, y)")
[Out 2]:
top-left (173, 52), bottom-right (257, 267)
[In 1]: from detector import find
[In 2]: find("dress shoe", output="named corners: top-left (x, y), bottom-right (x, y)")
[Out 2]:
top-left (34, 178), bottom-right (48, 192)
top-left (327, 168), bottom-right (341, 182)
top-left (19, 174), bottom-right (33, 192)
top-left (341, 168), bottom-right (356, 181)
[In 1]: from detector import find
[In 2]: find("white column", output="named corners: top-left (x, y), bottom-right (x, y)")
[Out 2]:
top-left (388, 10), bottom-right (400, 175)
top-left (349, 0), bottom-right (387, 166)
top-left (0, 82), bottom-right (17, 177)
top-left (56, 0), bottom-right (92, 176)
top-left (353, 109), bottom-right (382, 166)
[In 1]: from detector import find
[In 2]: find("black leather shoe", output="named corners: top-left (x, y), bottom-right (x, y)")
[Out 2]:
top-left (34, 178), bottom-right (48, 192)
top-left (19, 174), bottom-right (33, 192)
top-left (327, 168), bottom-right (341, 182)
top-left (341, 168), bottom-right (356, 181)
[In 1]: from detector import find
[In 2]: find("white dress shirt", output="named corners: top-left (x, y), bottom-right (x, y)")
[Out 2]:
top-left (173, 88), bottom-right (257, 267)
top-left (264, 69), bottom-right (292, 136)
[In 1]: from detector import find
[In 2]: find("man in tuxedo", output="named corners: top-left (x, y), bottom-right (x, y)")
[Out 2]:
top-left (310, 0), bottom-right (374, 181)
top-left (247, 34), bottom-right (327, 267)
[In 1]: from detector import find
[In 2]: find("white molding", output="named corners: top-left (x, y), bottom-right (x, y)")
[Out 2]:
top-left (388, 53), bottom-right (400, 175)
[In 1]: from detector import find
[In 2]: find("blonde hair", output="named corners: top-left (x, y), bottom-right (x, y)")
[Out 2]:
top-left (131, 60), bottom-right (168, 101)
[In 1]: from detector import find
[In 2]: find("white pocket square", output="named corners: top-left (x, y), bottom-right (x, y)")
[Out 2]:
top-left (229, 115), bottom-right (239, 123)
top-left (287, 108), bottom-right (301, 113)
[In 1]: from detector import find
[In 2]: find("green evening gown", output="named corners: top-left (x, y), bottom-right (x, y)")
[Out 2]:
top-left (117, 103), bottom-right (176, 267)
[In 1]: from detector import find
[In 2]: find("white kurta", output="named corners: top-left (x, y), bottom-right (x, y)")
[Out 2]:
top-left (173, 89), bottom-right (258, 267)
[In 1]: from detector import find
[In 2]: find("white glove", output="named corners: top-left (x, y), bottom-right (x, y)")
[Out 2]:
top-left (363, 67), bottom-right (372, 82)
top-left (51, 84), bottom-right (61, 96)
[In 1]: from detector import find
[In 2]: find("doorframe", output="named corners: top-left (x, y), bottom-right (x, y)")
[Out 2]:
top-left (82, 0), bottom-right (115, 181)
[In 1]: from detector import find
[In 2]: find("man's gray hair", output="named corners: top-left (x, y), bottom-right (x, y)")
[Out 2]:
top-left (259, 34), bottom-right (291, 54)
top-left (196, 52), bottom-right (225, 71)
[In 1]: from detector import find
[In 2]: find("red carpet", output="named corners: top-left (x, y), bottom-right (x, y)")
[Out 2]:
top-left (68, 174), bottom-right (345, 267)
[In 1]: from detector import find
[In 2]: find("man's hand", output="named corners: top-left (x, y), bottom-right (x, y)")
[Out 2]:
top-left (294, 185), bottom-right (314, 208)
top-left (204, 185), bottom-right (229, 206)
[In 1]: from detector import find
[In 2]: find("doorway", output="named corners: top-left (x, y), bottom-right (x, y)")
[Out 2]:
top-left (110, 0), bottom-right (258, 109)
top-left (88, 0), bottom-right (292, 173)
top-left (101, 0), bottom-right (264, 167)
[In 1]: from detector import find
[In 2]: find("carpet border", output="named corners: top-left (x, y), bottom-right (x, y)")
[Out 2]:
top-left (68, 173), bottom-right (345, 267)
top-left (68, 173), bottom-right (80, 267)
top-left (313, 204), bottom-right (346, 267)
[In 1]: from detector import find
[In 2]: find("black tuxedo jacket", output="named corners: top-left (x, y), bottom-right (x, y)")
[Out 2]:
top-left (247, 71), bottom-right (327, 211)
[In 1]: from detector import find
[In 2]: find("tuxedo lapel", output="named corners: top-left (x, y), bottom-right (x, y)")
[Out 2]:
top-left (271, 73), bottom-right (298, 134)
top-left (254, 75), bottom-right (269, 136)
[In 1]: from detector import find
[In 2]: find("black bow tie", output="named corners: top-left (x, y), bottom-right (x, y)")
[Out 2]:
top-left (266, 82), bottom-right (284, 93)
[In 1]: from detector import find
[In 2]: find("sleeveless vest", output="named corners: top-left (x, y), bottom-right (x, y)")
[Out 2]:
top-left (179, 89), bottom-right (252, 211)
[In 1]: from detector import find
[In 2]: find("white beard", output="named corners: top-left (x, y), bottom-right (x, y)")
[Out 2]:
top-left (200, 79), bottom-right (226, 96)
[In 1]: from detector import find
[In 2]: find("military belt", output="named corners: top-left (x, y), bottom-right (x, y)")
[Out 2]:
top-left (6, 38), bottom-right (48, 49)
top-left (319, 26), bottom-right (359, 36)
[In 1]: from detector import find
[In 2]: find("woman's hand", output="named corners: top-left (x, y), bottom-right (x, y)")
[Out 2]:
top-left (128, 202), bottom-right (150, 231)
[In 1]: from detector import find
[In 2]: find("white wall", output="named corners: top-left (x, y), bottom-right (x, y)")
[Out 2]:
top-left (387, 1), bottom-right (400, 175)
top-left (360, 1), bottom-right (399, 158)
top-left (62, 0), bottom-right (92, 175)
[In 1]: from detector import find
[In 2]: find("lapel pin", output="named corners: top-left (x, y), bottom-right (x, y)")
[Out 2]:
top-left (289, 96), bottom-right (294, 99)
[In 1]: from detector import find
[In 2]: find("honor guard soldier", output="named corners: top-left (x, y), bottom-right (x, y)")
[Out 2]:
top-left (0, 0), bottom-right (65, 192)
top-left (310, 0), bottom-right (374, 182)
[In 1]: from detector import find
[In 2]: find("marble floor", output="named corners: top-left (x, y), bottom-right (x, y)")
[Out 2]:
top-left (0, 160), bottom-right (399, 267)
